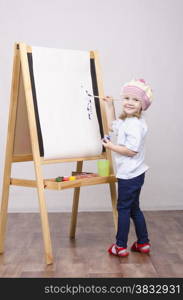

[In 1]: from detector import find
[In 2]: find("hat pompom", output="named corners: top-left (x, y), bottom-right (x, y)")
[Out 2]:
top-left (138, 78), bottom-right (146, 84)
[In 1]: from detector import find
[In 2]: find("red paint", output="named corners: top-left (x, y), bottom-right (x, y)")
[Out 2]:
top-left (63, 176), bottom-right (69, 181)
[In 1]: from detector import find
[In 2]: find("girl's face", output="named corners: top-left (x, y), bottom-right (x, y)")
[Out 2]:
top-left (122, 94), bottom-right (142, 116)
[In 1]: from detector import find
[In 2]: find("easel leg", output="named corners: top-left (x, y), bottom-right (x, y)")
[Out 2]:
top-left (19, 43), bottom-right (53, 264)
top-left (69, 161), bottom-right (83, 239)
top-left (0, 176), bottom-right (11, 253)
top-left (0, 45), bottom-right (20, 253)
top-left (109, 182), bottom-right (118, 232)
top-left (35, 170), bottom-right (53, 264)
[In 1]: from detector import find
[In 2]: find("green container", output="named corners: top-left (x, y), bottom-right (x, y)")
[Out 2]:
top-left (97, 160), bottom-right (110, 176)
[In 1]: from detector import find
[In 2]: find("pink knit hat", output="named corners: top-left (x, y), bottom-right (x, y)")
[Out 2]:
top-left (121, 79), bottom-right (153, 110)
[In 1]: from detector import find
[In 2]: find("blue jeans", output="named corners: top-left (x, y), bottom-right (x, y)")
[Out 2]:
top-left (116, 173), bottom-right (149, 248)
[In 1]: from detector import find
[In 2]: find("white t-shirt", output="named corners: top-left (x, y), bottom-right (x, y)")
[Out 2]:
top-left (111, 116), bottom-right (149, 179)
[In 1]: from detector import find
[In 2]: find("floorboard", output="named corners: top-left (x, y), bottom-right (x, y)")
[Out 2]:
top-left (0, 211), bottom-right (183, 278)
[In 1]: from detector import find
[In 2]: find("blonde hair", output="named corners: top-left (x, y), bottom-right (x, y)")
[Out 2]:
top-left (119, 110), bottom-right (142, 120)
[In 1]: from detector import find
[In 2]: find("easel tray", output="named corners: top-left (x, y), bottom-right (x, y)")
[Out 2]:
top-left (10, 175), bottom-right (117, 191)
top-left (44, 175), bottom-right (117, 190)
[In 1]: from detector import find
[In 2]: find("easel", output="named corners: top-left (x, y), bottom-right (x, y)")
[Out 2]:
top-left (0, 43), bottom-right (117, 264)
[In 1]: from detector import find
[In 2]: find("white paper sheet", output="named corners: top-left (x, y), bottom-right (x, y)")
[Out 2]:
top-left (32, 46), bottom-right (103, 159)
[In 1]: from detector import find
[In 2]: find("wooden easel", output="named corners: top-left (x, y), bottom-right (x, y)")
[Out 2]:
top-left (0, 42), bottom-right (117, 264)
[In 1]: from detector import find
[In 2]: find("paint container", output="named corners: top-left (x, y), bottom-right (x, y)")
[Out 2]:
top-left (69, 176), bottom-right (76, 181)
top-left (55, 176), bottom-right (64, 182)
top-left (63, 177), bottom-right (69, 181)
top-left (97, 159), bottom-right (110, 176)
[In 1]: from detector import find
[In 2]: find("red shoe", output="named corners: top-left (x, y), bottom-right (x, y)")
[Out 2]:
top-left (131, 241), bottom-right (150, 253)
top-left (108, 244), bottom-right (118, 256)
top-left (116, 246), bottom-right (129, 257)
top-left (108, 244), bottom-right (129, 257)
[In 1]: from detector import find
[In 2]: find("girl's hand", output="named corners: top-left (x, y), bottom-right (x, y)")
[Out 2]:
top-left (102, 138), bottom-right (114, 150)
top-left (102, 96), bottom-right (114, 103)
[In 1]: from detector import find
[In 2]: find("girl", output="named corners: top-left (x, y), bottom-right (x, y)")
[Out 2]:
top-left (102, 79), bottom-right (153, 257)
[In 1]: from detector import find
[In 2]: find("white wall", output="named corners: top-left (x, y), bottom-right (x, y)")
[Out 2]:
top-left (0, 0), bottom-right (183, 212)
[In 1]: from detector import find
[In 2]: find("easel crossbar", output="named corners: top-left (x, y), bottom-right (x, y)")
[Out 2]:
top-left (12, 154), bottom-right (106, 163)
top-left (10, 176), bottom-right (117, 190)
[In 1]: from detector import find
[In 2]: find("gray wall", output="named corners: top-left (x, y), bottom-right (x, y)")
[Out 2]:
top-left (0, 0), bottom-right (183, 212)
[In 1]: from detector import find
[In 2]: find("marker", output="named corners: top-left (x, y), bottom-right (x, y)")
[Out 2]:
top-left (102, 135), bottom-right (111, 143)
top-left (105, 135), bottom-right (111, 140)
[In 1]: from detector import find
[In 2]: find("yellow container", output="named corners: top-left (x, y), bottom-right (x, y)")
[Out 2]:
top-left (97, 160), bottom-right (110, 176)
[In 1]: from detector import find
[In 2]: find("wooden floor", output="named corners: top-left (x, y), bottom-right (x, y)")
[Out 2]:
top-left (0, 211), bottom-right (183, 278)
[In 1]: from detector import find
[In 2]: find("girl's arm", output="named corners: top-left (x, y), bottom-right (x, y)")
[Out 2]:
top-left (109, 144), bottom-right (137, 157)
top-left (102, 97), bottom-right (116, 131)
top-left (102, 140), bottom-right (137, 157)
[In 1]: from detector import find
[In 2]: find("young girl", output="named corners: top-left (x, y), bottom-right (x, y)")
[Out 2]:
top-left (102, 79), bottom-right (153, 257)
